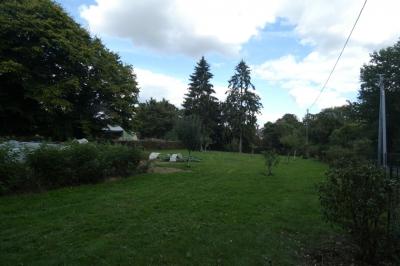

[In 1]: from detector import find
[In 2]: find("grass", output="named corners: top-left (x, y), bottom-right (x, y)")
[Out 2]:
top-left (0, 151), bottom-right (333, 265)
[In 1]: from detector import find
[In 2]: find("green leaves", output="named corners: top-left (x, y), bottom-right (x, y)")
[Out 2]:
top-left (225, 60), bottom-right (262, 152)
top-left (318, 160), bottom-right (392, 261)
top-left (0, 0), bottom-right (139, 139)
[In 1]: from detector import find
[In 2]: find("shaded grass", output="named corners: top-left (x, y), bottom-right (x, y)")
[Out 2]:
top-left (0, 151), bottom-right (333, 265)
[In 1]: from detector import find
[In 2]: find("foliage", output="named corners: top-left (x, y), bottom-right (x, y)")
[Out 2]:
top-left (134, 98), bottom-right (179, 139)
top-left (101, 143), bottom-right (142, 177)
top-left (183, 57), bottom-right (221, 150)
top-left (225, 60), bottom-right (262, 153)
top-left (175, 116), bottom-right (202, 166)
top-left (262, 150), bottom-right (280, 176)
top-left (263, 104), bottom-right (372, 162)
top-left (0, 143), bottom-right (141, 194)
top-left (26, 145), bottom-right (72, 189)
top-left (120, 139), bottom-right (184, 150)
top-left (0, 0), bottom-right (139, 140)
top-left (262, 114), bottom-right (305, 159)
top-left (0, 145), bottom-right (29, 194)
top-left (357, 39), bottom-right (400, 154)
top-left (262, 122), bottom-right (281, 151)
top-left (318, 159), bottom-right (392, 262)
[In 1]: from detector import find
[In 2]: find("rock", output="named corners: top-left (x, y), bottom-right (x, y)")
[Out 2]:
top-left (76, 138), bottom-right (88, 144)
top-left (170, 154), bottom-right (178, 162)
top-left (149, 152), bottom-right (160, 160)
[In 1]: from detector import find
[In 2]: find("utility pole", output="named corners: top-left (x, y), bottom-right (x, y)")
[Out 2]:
top-left (377, 74), bottom-right (387, 168)
top-left (305, 109), bottom-right (309, 157)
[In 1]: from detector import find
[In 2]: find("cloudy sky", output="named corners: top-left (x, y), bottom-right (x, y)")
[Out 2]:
top-left (57, 0), bottom-right (400, 125)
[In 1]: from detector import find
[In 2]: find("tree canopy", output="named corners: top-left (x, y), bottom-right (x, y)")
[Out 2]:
top-left (0, 0), bottom-right (139, 140)
top-left (357, 39), bottom-right (400, 154)
top-left (134, 98), bottom-right (178, 139)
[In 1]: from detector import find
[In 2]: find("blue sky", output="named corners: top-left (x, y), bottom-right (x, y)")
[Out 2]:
top-left (56, 0), bottom-right (400, 125)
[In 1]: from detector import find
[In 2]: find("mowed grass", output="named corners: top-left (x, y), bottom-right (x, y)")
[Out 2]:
top-left (0, 151), bottom-right (333, 265)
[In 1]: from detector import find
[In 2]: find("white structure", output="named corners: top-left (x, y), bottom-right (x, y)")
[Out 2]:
top-left (102, 125), bottom-right (138, 141)
top-left (149, 152), bottom-right (160, 160)
top-left (170, 154), bottom-right (178, 162)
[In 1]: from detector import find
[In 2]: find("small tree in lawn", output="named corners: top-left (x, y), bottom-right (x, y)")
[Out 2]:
top-left (176, 116), bottom-right (202, 167)
top-left (262, 150), bottom-right (279, 176)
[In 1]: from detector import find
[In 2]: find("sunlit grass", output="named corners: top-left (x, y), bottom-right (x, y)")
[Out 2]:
top-left (0, 151), bottom-right (333, 265)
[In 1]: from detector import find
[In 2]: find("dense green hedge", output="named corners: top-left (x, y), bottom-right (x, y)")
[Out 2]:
top-left (118, 139), bottom-right (185, 150)
top-left (0, 143), bottom-right (142, 195)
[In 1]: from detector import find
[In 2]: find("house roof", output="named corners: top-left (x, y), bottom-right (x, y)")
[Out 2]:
top-left (103, 125), bottom-right (124, 132)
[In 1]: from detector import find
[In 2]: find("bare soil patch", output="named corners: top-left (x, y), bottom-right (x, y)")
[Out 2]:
top-left (148, 166), bottom-right (189, 174)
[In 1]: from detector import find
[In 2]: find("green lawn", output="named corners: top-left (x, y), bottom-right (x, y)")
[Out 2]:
top-left (0, 151), bottom-right (333, 265)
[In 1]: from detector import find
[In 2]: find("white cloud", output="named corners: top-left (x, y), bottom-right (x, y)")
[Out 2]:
top-left (135, 68), bottom-right (187, 107)
top-left (253, 0), bottom-right (400, 111)
top-left (257, 111), bottom-right (285, 125)
top-left (80, 0), bottom-right (400, 114)
top-left (253, 48), bottom-right (364, 109)
top-left (135, 68), bottom-right (228, 107)
top-left (80, 0), bottom-right (280, 56)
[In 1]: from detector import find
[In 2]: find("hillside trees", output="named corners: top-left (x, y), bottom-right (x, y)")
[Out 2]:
top-left (225, 60), bottom-right (262, 153)
top-left (0, 0), bottom-right (139, 139)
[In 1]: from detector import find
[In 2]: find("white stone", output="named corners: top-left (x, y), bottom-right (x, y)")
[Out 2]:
top-left (170, 154), bottom-right (178, 162)
top-left (149, 152), bottom-right (160, 160)
top-left (76, 138), bottom-right (89, 144)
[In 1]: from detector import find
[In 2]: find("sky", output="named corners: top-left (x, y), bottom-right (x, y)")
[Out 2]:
top-left (56, 0), bottom-right (400, 125)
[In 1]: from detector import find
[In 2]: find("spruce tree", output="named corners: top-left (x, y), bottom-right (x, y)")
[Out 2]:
top-left (225, 60), bottom-right (262, 153)
top-left (183, 57), bottom-right (219, 150)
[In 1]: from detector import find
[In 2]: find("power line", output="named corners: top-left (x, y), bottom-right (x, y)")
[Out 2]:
top-left (308, 0), bottom-right (368, 110)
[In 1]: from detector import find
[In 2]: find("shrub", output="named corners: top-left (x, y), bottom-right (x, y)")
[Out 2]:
top-left (0, 146), bottom-right (29, 195)
top-left (0, 142), bottom-right (143, 194)
top-left (26, 145), bottom-right (71, 189)
top-left (175, 116), bottom-right (202, 167)
top-left (66, 143), bottom-right (103, 184)
top-left (262, 150), bottom-right (280, 176)
top-left (101, 144), bottom-right (142, 176)
top-left (318, 159), bottom-right (391, 262)
top-left (324, 145), bottom-right (355, 163)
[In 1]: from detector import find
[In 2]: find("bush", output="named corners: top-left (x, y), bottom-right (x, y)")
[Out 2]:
top-left (66, 143), bottom-right (104, 184)
top-left (0, 146), bottom-right (29, 195)
top-left (262, 150), bottom-right (280, 176)
top-left (324, 145), bottom-right (355, 163)
top-left (26, 145), bottom-right (71, 189)
top-left (0, 142), bottom-right (142, 194)
top-left (101, 144), bottom-right (141, 176)
top-left (318, 159), bottom-right (392, 262)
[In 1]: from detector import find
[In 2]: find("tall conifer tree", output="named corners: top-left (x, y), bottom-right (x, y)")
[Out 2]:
top-left (183, 57), bottom-right (219, 150)
top-left (225, 60), bottom-right (262, 153)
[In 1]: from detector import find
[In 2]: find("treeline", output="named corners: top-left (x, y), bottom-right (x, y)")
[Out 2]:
top-left (262, 39), bottom-right (400, 163)
top-left (262, 105), bottom-right (371, 162)
top-left (134, 57), bottom-right (262, 153)
top-left (1, 0), bottom-right (263, 151)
